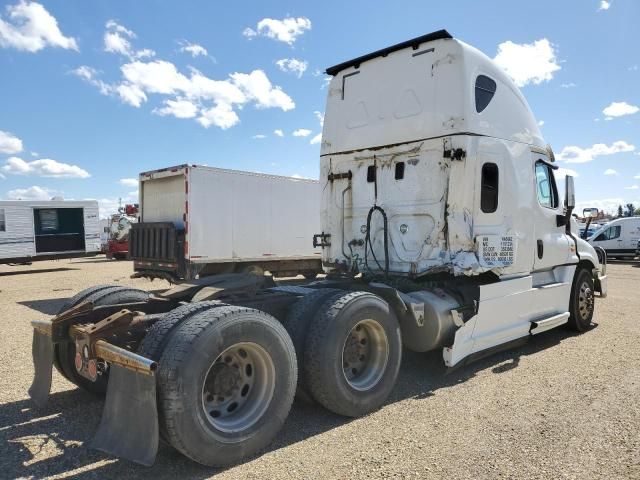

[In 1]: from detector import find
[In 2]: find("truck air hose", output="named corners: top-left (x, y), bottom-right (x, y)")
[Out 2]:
top-left (364, 205), bottom-right (390, 279)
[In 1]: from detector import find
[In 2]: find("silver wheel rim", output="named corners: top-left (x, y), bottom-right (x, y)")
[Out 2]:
top-left (201, 342), bottom-right (275, 433)
top-left (578, 280), bottom-right (594, 321)
top-left (341, 319), bottom-right (389, 391)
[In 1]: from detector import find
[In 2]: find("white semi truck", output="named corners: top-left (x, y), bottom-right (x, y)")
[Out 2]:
top-left (29, 30), bottom-right (607, 467)
top-left (129, 165), bottom-right (322, 281)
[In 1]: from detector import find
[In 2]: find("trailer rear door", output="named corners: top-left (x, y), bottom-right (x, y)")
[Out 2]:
top-left (140, 170), bottom-right (186, 229)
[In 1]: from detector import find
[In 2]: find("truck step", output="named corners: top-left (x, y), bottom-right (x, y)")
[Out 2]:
top-left (529, 312), bottom-right (570, 335)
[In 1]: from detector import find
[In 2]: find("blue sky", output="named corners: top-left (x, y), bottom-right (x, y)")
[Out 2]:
top-left (0, 0), bottom-right (638, 215)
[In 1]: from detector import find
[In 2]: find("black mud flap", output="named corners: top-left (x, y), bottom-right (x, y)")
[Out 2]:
top-left (28, 330), bottom-right (53, 408)
top-left (91, 365), bottom-right (159, 466)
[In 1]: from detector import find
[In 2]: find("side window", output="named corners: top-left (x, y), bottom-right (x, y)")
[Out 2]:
top-left (594, 225), bottom-right (620, 241)
top-left (475, 75), bottom-right (496, 113)
top-left (535, 161), bottom-right (559, 209)
top-left (0, 208), bottom-right (5, 232)
top-left (610, 225), bottom-right (621, 239)
top-left (39, 209), bottom-right (59, 231)
top-left (480, 163), bottom-right (499, 213)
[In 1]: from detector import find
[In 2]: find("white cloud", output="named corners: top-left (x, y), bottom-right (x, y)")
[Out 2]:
top-left (292, 129), bottom-right (311, 137)
top-left (0, 130), bottom-right (23, 154)
top-left (561, 82), bottom-right (577, 88)
top-left (153, 98), bottom-right (198, 118)
top-left (116, 83), bottom-right (147, 107)
top-left (538, 120), bottom-right (545, 127)
top-left (118, 178), bottom-right (138, 187)
top-left (624, 185), bottom-right (639, 190)
top-left (0, 1), bottom-right (78, 52)
top-left (310, 133), bottom-right (322, 145)
top-left (103, 20), bottom-right (155, 60)
top-left (2, 156), bottom-right (90, 178)
top-left (71, 66), bottom-right (114, 96)
top-left (494, 38), bottom-right (560, 87)
top-left (276, 58), bottom-right (308, 78)
top-left (604, 169), bottom-right (618, 176)
top-left (598, 1), bottom-right (611, 11)
top-left (557, 140), bottom-right (635, 164)
top-left (314, 110), bottom-right (324, 127)
top-left (197, 103), bottom-right (239, 129)
top-left (629, 65), bottom-right (638, 72)
top-left (555, 167), bottom-right (578, 180)
top-left (74, 29), bottom-right (294, 130)
top-left (252, 134), bottom-right (267, 139)
top-left (5, 185), bottom-right (56, 200)
top-left (602, 101), bottom-right (639, 118)
top-left (243, 17), bottom-right (311, 45)
top-left (274, 129), bottom-right (284, 137)
top-left (231, 70), bottom-right (295, 111)
top-left (179, 40), bottom-right (207, 57)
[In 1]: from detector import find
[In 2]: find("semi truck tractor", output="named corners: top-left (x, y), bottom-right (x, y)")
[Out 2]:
top-left (28, 30), bottom-right (607, 467)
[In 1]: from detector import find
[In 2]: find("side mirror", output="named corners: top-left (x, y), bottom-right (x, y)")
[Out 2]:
top-left (565, 176), bottom-right (575, 210)
top-left (583, 207), bottom-right (599, 219)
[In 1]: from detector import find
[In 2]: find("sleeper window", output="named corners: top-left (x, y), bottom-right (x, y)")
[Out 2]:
top-left (480, 163), bottom-right (499, 213)
top-left (535, 161), bottom-right (559, 209)
top-left (475, 75), bottom-right (497, 113)
top-left (0, 209), bottom-right (5, 232)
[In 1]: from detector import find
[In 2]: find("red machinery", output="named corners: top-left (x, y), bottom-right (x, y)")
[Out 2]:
top-left (106, 204), bottom-right (138, 260)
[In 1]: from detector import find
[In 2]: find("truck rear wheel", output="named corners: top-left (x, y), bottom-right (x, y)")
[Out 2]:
top-left (283, 288), bottom-right (341, 402)
top-left (137, 301), bottom-right (225, 361)
top-left (304, 291), bottom-right (402, 417)
top-left (56, 285), bottom-right (150, 394)
top-left (567, 268), bottom-right (595, 332)
top-left (157, 305), bottom-right (297, 466)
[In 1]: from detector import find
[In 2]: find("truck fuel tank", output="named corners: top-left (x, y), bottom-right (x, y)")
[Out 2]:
top-left (399, 289), bottom-right (461, 352)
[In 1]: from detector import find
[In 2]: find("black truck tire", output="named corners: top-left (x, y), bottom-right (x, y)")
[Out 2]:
top-left (304, 291), bottom-right (402, 417)
top-left (137, 301), bottom-right (225, 361)
top-left (157, 305), bottom-right (297, 466)
top-left (56, 286), bottom-right (150, 394)
top-left (282, 288), bottom-right (341, 402)
top-left (567, 268), bottom-right (595, 332)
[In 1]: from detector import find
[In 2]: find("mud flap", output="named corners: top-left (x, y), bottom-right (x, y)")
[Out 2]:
top-left (91, 364), bottom-right (159, 466)
top-left (28, 329), bottom-right (53, 408)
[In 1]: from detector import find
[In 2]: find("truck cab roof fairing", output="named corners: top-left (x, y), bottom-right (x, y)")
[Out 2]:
top-left (321, 32), bottom-right (545, 156)
top-left (325, 29), bottom-right (453, 76)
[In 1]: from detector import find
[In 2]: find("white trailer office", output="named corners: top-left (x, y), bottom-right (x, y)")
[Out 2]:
top-left (0, 200), bottom-right (101, 263)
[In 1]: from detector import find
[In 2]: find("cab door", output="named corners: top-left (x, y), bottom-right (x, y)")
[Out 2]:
top-left (531, 154), bottom-right (571, 272)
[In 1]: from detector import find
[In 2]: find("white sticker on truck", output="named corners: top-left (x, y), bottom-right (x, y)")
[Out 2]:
top-left (476, 235), bottom-right (515, 266)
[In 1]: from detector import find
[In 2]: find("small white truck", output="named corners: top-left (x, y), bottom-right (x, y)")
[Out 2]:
top-left (0, 200), bottom-right (100, 263)
top-left (588, 216), bottom-right (640, 259)
top-left (29, 30), bottom-right (607, 468)
top-left (129, 165), bottom-right (322, 281)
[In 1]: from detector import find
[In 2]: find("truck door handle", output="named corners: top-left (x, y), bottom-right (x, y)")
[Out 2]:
top-left (537, 239), bottom-right (544, 259)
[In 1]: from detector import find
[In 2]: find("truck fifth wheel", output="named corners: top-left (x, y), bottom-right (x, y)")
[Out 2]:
top-left (28, 30), bottom-right (608, 467)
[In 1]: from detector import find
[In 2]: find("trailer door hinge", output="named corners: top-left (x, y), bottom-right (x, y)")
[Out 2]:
top-left (313, 232), bottom-right (331, 248)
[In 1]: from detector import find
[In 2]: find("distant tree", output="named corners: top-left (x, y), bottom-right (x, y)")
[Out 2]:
top-left (626, 203), bottom-right (636, 217)
top-left (635, 208), bottom-right (640, 216)
top-left (617, 205), bottom-right (624, 217)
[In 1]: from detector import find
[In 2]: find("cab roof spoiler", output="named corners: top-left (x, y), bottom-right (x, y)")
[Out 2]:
top-left (325, 29), bottom-right (453, 76)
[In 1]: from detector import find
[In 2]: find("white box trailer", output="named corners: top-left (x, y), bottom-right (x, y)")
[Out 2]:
top-left (0, 200), bottom-right (100, 263)
top-left (131, 164), bottom-right (322, 280)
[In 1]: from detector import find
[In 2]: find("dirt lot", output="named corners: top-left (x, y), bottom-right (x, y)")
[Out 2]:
top-left (0, 257), bottom-right (638, 480)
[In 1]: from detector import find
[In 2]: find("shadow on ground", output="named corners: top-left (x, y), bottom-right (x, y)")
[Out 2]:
top-left (0, 268), bottom-right (77, 278)
top-left (1, 325), bottom-right (586, 480)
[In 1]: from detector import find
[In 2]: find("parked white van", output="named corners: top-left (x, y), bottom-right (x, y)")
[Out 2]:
top-left (588, 217), bottom-right (640, 259)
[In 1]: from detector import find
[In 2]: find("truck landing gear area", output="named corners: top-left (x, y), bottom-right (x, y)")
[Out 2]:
top-left (26, 31), bottom-right (608, 469)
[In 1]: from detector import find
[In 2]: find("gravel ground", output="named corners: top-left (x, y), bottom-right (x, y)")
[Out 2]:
top-left (0, 256), bottom-right (638, 480)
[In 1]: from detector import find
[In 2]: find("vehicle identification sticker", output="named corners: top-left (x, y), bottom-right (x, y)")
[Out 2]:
top-left (476, 235), bottom-right (516, 266)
